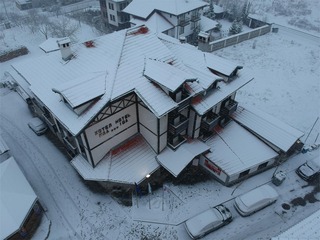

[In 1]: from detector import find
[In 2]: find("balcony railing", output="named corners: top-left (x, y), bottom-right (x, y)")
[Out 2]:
top-left (63, 136), bottom-right (77, 153)
top-left (201, 113), bottom-right (220, 131)
top-left (42, 113), bottom-right (55, 127)
top-left (178, 17), bottom-right (190, 26)
top-left (168, 135), bottom-right (187, 150)
top-left (190, 14), bottom-right (200, 22)
top-left (220, 100), bottom-right (238, 116)
top-left (225, 99), bottom-right (238, 115)
top-left (169, 115), bottom-right (189, 135)
top-left (177, 94), bottom-right (192, 111)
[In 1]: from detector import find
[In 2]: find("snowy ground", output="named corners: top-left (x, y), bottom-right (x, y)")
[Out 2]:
top-left (1, 1), bottom-right (320, 240)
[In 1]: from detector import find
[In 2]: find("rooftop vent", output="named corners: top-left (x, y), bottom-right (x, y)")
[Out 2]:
top-left (57, 37), bottom-right (73, 61)
top-left (84, 40), bottom-right (95, 48)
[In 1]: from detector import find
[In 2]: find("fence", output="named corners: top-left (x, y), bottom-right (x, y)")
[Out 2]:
top-left (198, 24), bottom-right (272, 52)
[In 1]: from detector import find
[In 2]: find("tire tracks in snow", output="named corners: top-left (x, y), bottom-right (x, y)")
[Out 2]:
top-left (0, 114), bottom-right (109, 240)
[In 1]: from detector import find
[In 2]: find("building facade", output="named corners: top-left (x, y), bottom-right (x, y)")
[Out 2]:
top-left (11, 26), bottom-right (302, 188)
top-left (99, 0), bottom-right (131, 30)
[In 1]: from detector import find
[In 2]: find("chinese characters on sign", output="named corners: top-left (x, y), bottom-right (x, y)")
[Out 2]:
top-left (95, 114), bottom-right (131, 138)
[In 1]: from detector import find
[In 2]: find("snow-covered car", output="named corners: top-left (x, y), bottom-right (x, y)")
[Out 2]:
top-left (296, 158), bottom-right (320, 181)
top-left (28, 117), bottom-right (48, 136)
top-left (184, 205), bottom-right (232, 239)
top-left (234, 185), bottom-right (279, 217)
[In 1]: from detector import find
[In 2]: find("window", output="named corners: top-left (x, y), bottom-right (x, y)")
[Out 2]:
top-left (110, 14), bottom-right (115, 21)
top-left (239, 169), bottom-right (250, 178)
top-left (108, 2), bottom-right (114, 10)
top-left (179, 26), bottom-right (184, 35)
top-left (258, 162), bottom-right (268, 170)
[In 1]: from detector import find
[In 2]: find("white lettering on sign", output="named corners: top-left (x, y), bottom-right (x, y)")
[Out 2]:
top-left (85, 104), bottom-right (137, 149)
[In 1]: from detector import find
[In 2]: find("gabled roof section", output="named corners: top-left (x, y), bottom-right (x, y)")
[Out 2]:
top-left (192, 69), bottom-right (254, 115)
top-left (131, 12), bottom-right (174, 34)
top-left (205, 53), bottom-right (242, 77)
top-left (159, 34), bottom-right (223, 90)
top-left (0, 157), bottom-right (37, 240)
top-left (144, 58), bottom-right (197, 92)
top-left (123, 0), bottom-right (208, 19)
top-left (12, 30), bottom-right (127, 135)
top-left (231, 106), bottom-right (304, 152)
top-left (54, 72), bottom-right (106, 109)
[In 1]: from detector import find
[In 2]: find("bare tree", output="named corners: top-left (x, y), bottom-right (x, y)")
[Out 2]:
top-left (25, 9), bottom-right (41, 33)
top-left (38, 15), bottom-right (51, 40)
top-left (8, 12), bottom-right (25, 28)
top-left (50, 16), bottom-right (79, 41)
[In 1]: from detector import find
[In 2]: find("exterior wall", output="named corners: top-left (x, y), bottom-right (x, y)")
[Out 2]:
top-left (138, 102), bottom-right (166, 153)
top-left (84, 103), bottom-right (138, 166)
top-left (106, 0), bottom-right (119, 27)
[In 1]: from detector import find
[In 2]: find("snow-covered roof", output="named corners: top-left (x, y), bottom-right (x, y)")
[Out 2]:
top-left (71, 135), bottom-right (159, 184)
top-left (157, 140), bottom-right (210, 177)
top-left (0, 135), bottom-right (9, 155)
top-left (131, 13), bottom-right (174, 33)
top-left (205, 53), bottom-right (242, 77)
top-left (192, 69), bottom-right (254, 115)
top-left (144, 58), bottom-right (196, 92)
top-left (272, 209), bottom-right (320, 240)
top-left (123, 0), bottom-right (208, 19)
top-left (12, 25), bottom-right (242, 136)
top-left (160, 34), bottom-right (223, 90)
top-left (0, 157), bottom-right (38, 239)
top-left (200, 15), bottom-right (219, 33)
top-left (205, 121), bottom-right (278, 176)
top-left (39, 38), bottom-right (62, 53)
top-left (54, 72), bottom-right (106, 108)
top-left (232, 106), bottom-right (304, 152)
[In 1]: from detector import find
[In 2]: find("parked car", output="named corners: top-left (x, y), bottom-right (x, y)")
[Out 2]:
top-left (28, 117), bottom-right (47, 136)
top-left (296, 158), bottom-right (320, 181)
top-left (234, 185), bottom-right (279, 217)
top-left (184, 205), bottom-right (232, 239)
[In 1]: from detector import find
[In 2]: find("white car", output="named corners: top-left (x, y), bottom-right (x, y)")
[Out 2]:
top-left (234, 185), bottom-right (278, 217)
top-left (296, 158), bottom-right (320, 181)
top-left (28, 117), bottom-right (48, 136)
top-left (185, 205), bottom-right (232, 239)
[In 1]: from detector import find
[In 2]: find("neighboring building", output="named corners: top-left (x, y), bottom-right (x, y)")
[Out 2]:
top-left (10, 25), bottom-right (303, 188)
top-left (0, 156), bottom-right (42, 240)
top-left (123, 0), bottom-right (208, 42)
top-left (272, 209), bottom-right (320, 240)
top-left (99, 0), bottom-right (131, 30)
top-left (15, 0), bottom-right (33, 10)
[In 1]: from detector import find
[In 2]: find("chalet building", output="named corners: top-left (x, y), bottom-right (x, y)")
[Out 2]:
top-left (10, 25), bottom-right (303, 188)
top-left (123, 0), bottom-right (208, 43)
top-left (99, 0), bottom-right (132, 30)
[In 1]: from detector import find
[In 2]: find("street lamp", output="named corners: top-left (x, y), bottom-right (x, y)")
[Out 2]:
top-left (146, 174), bottom-right (151, 209)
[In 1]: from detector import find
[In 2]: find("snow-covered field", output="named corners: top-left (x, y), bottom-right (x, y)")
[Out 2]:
top-left (1, 0), bottom-right (319, 239)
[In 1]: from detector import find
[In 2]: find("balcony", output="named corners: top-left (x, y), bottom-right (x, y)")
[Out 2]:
top-left (63, 136), bottom-right (77, 154)
top-left (220, 100), bottom-right (238, 116)
top-left (169, 115), bottom-right (189, 135)
top-left (178, 17), bottom-right (190, 26)
top-left (225, 99), bottom-right (238, 115)
top-left (177, 93), bottom-right (192, 111)
top-left (190, 14), bottom-right (200, 22)
top-left (42, 113), bottom-right (55, 127)
top-left (201, 113), bottom-right (220, 131)
top-left (168, 135), bottom-right (187, 150)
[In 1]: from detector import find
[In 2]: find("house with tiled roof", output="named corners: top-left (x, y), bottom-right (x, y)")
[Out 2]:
top-left (10, 25), bottom-right (303, 188)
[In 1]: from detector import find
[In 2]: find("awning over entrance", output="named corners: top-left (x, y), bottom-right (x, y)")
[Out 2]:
top-left (71, 135), bottom-right (159, 184)
top-left (232, 106), bottom-right (304, 152)
top-left (157, 139), bottom-right (210, 177)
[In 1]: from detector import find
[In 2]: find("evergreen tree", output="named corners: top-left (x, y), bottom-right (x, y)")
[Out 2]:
top-left (229, 20), bottom-right (243, 35)
top-left (207, 0), bottom-right (215, 19)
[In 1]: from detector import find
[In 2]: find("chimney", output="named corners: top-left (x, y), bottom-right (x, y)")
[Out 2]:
top-left (57, 37), bottom-right (73, 61)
